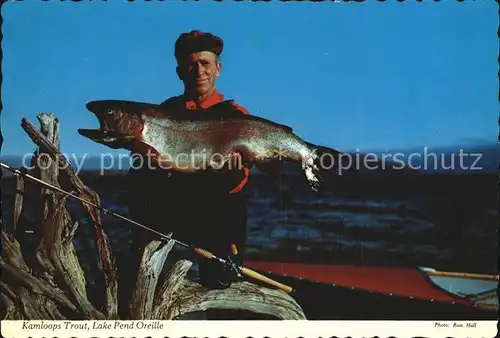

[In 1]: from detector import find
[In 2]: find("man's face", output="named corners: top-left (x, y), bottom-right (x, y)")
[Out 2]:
top-left (177, 51), bottom-right (221, 96)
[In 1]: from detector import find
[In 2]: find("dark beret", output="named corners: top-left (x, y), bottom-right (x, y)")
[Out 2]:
top-left (174, 30), bottom-right (223, 63)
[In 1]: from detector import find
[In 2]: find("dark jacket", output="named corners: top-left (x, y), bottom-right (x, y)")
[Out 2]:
top-left (127, 91), bottom-right (250, 253)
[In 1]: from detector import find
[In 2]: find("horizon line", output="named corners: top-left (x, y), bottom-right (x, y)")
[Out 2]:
top-left (0, 141), bottom-right (498, 158)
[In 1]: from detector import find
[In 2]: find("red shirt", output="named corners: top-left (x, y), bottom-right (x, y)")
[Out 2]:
top-left (160, 90), bottom-right (250, 194)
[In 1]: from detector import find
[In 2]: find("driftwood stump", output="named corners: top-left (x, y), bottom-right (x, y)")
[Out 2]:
top-left (0, 113), bottom-right (307, 320)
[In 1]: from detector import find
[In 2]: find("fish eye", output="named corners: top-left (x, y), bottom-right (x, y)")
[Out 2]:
top-left (107, 109), bottom-right (113, 115)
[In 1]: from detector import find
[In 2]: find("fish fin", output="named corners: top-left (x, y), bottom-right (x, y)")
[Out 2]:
top-left (246, 114), bottom-right (293, 133)
top-left (223, 100), bottom-right (294, 133)
top-left (181, 100), bottom-right (295, 133)
top-left (302, 142), bottom-right (345, 192)
top-left (307, 145), bottom-right (402, 176)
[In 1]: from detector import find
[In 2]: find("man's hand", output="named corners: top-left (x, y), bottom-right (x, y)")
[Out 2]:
top-left (229, 152), bottom-right (245, 171)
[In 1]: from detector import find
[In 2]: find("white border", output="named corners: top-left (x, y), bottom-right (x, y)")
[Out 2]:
top-left (1, 320), bottom-right (498, 338)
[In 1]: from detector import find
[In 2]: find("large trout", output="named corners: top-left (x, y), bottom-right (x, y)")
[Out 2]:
top-left (77, 99), bottom-right (344, 191)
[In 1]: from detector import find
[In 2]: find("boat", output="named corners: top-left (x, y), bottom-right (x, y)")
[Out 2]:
top-left (243, 260), bottom-right (499, 320)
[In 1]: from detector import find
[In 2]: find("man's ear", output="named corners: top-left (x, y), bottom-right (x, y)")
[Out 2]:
top-left (215, 59), bottom-right (222, 77)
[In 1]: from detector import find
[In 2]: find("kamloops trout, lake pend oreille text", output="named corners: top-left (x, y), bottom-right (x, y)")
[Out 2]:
top-left (22, 320), bottom-right (165, 331)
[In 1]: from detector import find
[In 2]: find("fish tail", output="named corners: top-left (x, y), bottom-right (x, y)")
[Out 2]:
top-left (302, 141), bottom-right (345, 192)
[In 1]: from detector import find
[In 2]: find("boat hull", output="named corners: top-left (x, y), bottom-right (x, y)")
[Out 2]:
top-left (243, 261), bottom-right (498, 320)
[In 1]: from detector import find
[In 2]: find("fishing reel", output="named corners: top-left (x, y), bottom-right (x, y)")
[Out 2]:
top-left (223, 244), bottom-right (244, 281)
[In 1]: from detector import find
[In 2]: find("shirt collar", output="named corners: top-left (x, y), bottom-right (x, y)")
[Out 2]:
top-left (184, 90), bottom-right (224, 110)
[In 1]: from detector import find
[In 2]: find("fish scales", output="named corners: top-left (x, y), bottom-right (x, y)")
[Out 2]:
top-left (78, 99), bottom-right (344, 191)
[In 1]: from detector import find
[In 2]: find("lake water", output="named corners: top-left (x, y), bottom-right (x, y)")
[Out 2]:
top-left (2, 170), bottom-right (497, 276)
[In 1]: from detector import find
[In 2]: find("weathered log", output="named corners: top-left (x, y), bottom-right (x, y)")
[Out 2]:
top-left (21, 115), bottom-right (119, 319)
top-left (150, 259), bottom-right (306, 320)
top-left (0, 113), bottom-right (307, 320)
top-left (129, 238), bottom-right (176, 319)
top-left (12, 174), bottom-right (24, 233)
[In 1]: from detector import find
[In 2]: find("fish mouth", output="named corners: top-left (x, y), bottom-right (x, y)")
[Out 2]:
top-left (80, 100), bottom-right (129, 144)
top-left (85, 101), bottom-right (97, 112)
top-left (78, 128), bottom-right (137, 149)
top-left (78, 128), bottom-right (122, 143)
top-left (78, 106), bottom-right (120, 143)
top-left (85, 100), bottom-right (111, 114)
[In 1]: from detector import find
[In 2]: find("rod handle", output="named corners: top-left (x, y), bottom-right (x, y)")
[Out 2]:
top-left (241, 266), bottom-right (294, 294)
top-left (194, 247), bottom-right (215, 260)
top-left (193, 247), bottom-right (294, 294)
top-left (230, 244), bottom-right (238, 255)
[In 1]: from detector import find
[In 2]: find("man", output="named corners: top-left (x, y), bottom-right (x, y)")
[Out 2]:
top-left (128, 30), bottom-right (250, 291)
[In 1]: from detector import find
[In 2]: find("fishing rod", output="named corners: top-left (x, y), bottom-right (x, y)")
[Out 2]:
top-left (0, 161), bottom-right (294, 294)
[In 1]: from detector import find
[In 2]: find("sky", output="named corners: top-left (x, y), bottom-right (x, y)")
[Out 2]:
top-left (1, 0), bottom-right (498, 159)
